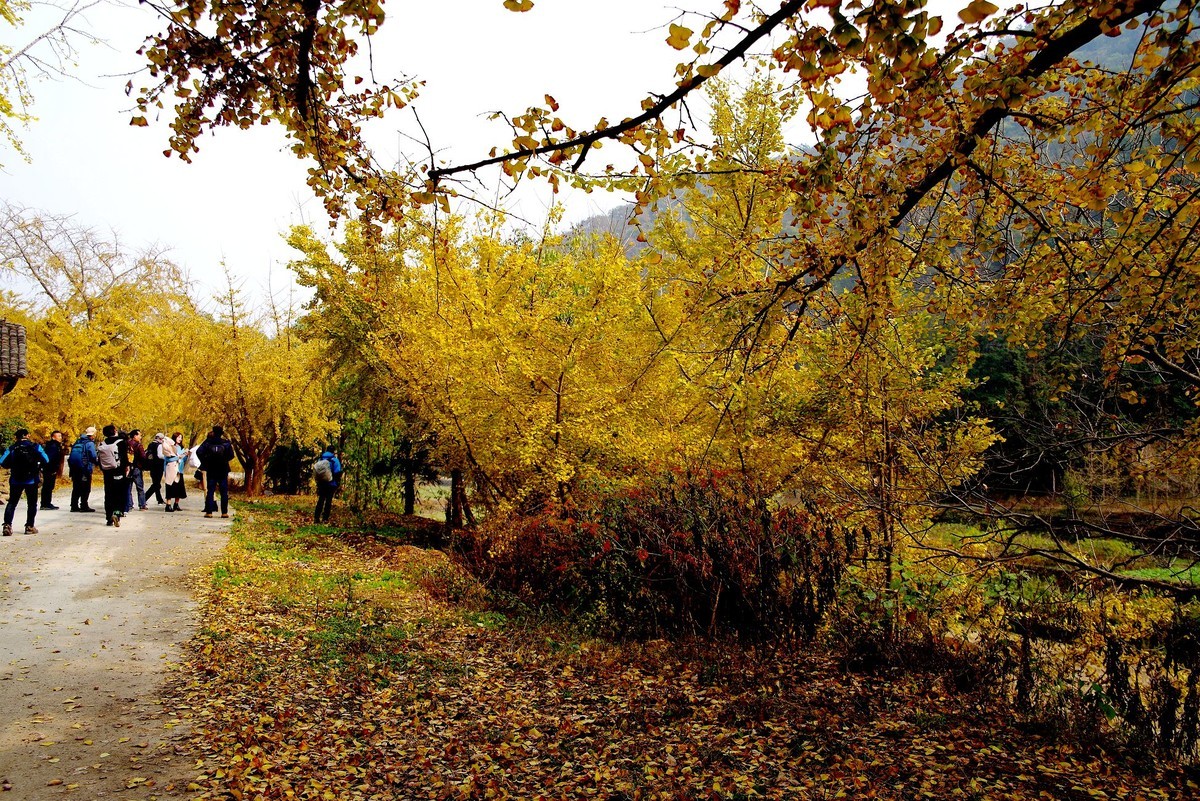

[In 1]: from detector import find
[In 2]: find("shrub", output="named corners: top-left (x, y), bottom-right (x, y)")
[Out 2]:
top-left (415, 557), bottom-right (487, 608)
top-left (455, 469), bottom-right (853, 640)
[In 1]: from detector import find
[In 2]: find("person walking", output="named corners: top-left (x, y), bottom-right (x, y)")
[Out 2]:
top-left (312, 445), bottom-right (343, 524)
top-left (40, 430), bottom-right (64, 510)
top-left (197, 425), bottom-right (235, 519)
top-left (97, 424), bottom-right (130, 527)
top-left (67, 427), bottom-right (98, 513)
top-left (126, 429), bottom-right (149, 511)
top-left (0, 429), bottom-right (48, 535)
top-left (161, 432), bottom-right (187, 512)
top-left (144, 432), bottom-right (166, 505)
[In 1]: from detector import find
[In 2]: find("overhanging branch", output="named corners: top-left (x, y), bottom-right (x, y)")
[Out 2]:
top-left (427, 0), bottom-right (806, 184)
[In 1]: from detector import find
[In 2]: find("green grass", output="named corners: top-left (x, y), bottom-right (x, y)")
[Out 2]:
top-left (1069, 537), bottom-right (1142, 563)
top-left (921, 521), bottom-right (1200, 589)
top-left (922, 523), bottom-right (992, 547)
top-left (212, 561), bottom-right (258, 588)
top-left (924, 524), bottom-right (1145, 566)
top-left (310, 614), bottom-right (411, 667)
top-left (463, 609), bottom-right (507, 630)
top-left (1003, 533), bottom-right (1147, 571)
top-left (1119, 561), bottom-right (1200, 587)
top-left (236, 499), bottom-right (293, 515)
top-left (357, 570), bottom-right (414, 592)
top-left (213, 495), bottom-right (459, 673)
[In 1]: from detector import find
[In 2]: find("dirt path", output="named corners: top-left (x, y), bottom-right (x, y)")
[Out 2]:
top-left (0, 489), bottom-right (228, 799)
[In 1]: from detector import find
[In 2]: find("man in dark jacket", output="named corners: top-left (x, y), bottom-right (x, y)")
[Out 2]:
top-left (1, 429), bottom-right (48, 535)
top-left (67, 427), bottom-right (98, 513)
top-left (40, 430), bottom-right (64, 510)
top-left (98, 424), bottom-right (130, 527)
top-left (196, 425), bottom-right (235, 519)
top-left (143, 432), bottom-right (166, 506)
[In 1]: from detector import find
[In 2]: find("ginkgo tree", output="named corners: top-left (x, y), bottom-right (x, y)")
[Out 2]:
top-left (185, 272), bottom-right (335, 496)
top-left (0, 204), bottom-right (196, 435)
top-left (287, 221), bottom-right (438, 513)
top-left (138, 0), bottom-right (1200, 560)
top-left (0, 206), bottom-right (336, 498)
top-left (290, 213), bottom-right (704, 518)
top-left (0, 0), bottom-right (102, 161)
top-left (286, 74), bottom-right (999, 568)
top-left (636, 77), bottom-right (998, 580)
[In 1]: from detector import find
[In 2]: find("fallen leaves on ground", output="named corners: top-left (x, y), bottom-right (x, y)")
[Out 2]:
top-left (166, 499), bottom-right (1190, 800)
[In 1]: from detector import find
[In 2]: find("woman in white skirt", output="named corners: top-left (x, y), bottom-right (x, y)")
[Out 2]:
top-left (161, 432), bottom-right (187, 512)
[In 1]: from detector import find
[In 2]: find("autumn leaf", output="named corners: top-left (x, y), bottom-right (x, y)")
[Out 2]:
top-left (159, 486), bottom-right (1184, 801)
top-left (958, 0), bottom-right (999, 24)
top-left (502, 0), bottom-right (533, 11)
top-left (666, 23), bottom-right (693, 50)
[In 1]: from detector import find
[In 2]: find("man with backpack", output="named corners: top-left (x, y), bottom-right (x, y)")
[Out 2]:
top-left (1, 429), bottom-right (49, 536)
top-left (312, 445), bottom-right (343, 524)
top-left (196, 425), bottom-right (235, 519)
top-left (67, 427), bottom-right (99, 513)
top-left (97, 424), bottom-right (130, 527)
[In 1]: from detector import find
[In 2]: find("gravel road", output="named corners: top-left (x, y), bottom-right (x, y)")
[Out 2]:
top-left (0, 489), bottom-right (228, 799)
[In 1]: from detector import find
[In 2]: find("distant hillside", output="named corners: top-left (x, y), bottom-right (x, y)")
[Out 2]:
top-left (564, 18), bottom-right (1148, 256)
top-left (563, 201), bottom-right (661, 257)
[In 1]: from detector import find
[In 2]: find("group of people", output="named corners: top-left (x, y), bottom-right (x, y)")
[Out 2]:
top-left (2, 424), bottom-right (345, 535)
top-left (0, 424), bottom-right (238, 534)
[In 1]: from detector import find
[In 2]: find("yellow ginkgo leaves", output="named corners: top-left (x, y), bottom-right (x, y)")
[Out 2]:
top-left (667, 23), bottom-right (692, 50)
top-left (958, 0), bottom-right (999, 25)
top-left (502, 0), bottom-right (533, 11)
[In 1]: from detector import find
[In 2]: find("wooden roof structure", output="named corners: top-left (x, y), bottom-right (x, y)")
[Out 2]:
top-left (0, 321), bottom-right (27, 396)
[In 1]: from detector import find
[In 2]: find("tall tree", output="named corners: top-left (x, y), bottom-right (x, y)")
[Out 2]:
top-left (290, 214), bottom-right (697, 517)
top-left (186, 271), bottom-right (334, 496)
top-left (289, 221), bottom-right (439, 513)
top-left (0, 204), bottom-right (194, 434)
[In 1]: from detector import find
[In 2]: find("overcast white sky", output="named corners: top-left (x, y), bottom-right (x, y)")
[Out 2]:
top-left (1, 0), bottom-right (697, 302)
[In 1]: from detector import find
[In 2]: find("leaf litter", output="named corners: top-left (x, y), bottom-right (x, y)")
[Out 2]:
top-left (166, 499), bottom-right (1190, 800)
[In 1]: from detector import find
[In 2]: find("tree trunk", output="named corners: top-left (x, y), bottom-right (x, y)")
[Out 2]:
top-left (242, 452), bottom-right (261, 495)
top-left (448, 468), bottom-right (464, 529)
top-left (462, 487), bottom-right (476, 527)
top-left (403, 469), bottom-right (416, 516)
top-left (242, 444), bottom-right (272, 496)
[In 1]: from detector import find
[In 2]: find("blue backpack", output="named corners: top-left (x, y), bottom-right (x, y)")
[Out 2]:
top-left (68, 439), bottom-right (87, 471)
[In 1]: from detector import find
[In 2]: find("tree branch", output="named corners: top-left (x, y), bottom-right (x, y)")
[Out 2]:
top-left (427, 0), bottom-right (806, 184)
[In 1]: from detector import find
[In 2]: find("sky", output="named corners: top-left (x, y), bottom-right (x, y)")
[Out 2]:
top-left (0, 0), bottom-right (696, 302)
